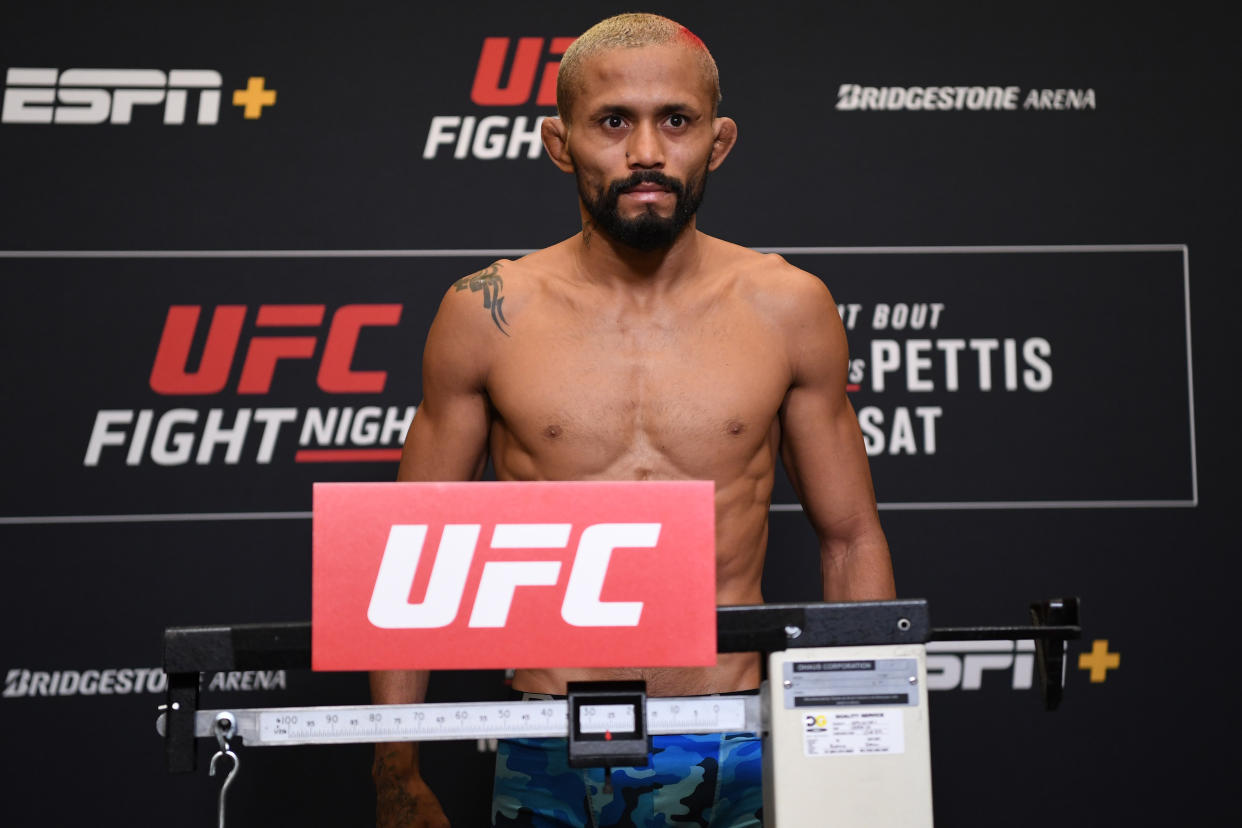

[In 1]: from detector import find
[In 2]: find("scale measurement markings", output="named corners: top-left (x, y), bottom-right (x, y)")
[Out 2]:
top-left (648, 700), bottom-right (748, 733)
top-left (259, 702), bottom-right (567, 744)
top-left (197, 697), bottom-right (757, 747)
top-left (579, 704), bottom-right (637, 734)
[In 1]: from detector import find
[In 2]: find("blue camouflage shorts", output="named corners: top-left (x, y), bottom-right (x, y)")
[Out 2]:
top-left (492, 731), bottom-right (763, 827)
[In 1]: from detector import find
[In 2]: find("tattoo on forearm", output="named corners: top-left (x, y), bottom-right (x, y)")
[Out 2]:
top-left (453, 262), bottom-right (509, 336)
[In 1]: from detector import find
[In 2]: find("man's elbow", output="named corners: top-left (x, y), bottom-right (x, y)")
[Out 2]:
top-left (820, 524), bottom-right (895, 601)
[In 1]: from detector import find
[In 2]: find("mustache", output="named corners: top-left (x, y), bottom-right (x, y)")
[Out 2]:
top-left (606, 171), bottom-right (686, 200)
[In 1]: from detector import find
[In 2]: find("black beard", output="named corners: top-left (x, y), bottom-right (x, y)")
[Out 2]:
top-left (578, 168), bottom-right (707, 252)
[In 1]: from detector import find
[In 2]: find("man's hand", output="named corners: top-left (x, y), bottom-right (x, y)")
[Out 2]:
top-left (374, 744), bottom-right (451, 828)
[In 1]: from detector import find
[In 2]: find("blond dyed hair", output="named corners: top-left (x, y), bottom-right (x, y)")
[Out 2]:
top-left (556, 12), bottom-right (721, 122)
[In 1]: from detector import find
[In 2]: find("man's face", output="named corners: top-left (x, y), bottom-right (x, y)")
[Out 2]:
top-left (565, 44), bottom-right (718, 251)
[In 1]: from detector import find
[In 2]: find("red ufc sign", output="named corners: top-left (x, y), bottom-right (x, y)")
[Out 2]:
top-left (312, 481), bottom-right (716, 671)
top-left (471, 37), bottom-right (576, 106)
top-left (149, 303), bottom-right (402, 395)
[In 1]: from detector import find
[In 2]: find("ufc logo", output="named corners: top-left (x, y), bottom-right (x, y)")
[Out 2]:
top-left (367, 523), bottom-right (659, 629)
top-left (149, 304), bottom-right (402, 395)
top-left (470, 37), bottom-right (575, 107)
top-left (3, 68), bottom-right (222, 124)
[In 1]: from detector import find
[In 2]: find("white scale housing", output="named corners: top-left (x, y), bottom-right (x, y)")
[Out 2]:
top-left (763, 643), bottom-right (933, 826)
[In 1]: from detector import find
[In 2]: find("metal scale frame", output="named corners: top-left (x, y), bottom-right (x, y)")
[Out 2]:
top-left (159, 598), bottom-right (1080, 827)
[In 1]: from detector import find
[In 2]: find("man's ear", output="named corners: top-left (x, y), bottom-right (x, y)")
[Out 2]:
top-left (542, 117), bottom-right (575, 173)
top-left (707, 117), bottom-right (738, 171)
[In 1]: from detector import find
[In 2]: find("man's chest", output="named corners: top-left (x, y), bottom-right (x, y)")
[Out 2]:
top-left (485, 307), bottom-right (791, 466)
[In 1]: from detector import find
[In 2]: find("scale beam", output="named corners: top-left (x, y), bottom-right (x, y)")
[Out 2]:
top-left (178, 695), bottom-right (761, 748)
top-left (161, 598), bottom-right (1080, 773)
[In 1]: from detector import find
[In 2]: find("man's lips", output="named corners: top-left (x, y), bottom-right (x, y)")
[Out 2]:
top-left (620, 183), bottom-right (672, 202)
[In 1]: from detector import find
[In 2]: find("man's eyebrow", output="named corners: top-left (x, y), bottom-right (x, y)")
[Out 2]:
top-left (587, 102), bottom-right (701, 118)
top-left (657, 102), bottom-right (699, 114)
top-left (588, 103), bottom-right (637, 119)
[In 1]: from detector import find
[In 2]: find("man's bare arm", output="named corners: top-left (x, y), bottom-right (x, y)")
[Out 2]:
top-left (371, 273), bottom-right (499, 827)
top-left (777, 269), bottom-right (896, 602)
top-left (372, 673), bottom-right (444, 828)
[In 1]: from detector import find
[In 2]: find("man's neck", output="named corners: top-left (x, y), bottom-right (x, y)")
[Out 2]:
top-left (575, 215), bottom-right (705, 293)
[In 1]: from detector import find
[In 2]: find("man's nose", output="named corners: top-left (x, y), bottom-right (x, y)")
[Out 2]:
top-left (626, 121), bottom-right (664, 168)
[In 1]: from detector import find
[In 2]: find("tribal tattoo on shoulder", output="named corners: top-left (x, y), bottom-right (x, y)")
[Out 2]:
top-left (453, 262), bottom-right (509, 335)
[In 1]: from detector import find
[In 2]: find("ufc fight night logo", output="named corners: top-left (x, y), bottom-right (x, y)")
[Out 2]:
top-left (423, 36), bottom-right (575, 160)
top-left (83, 303), bottom-right (413, 467)
top-left (312, 482), bottom-right (717, 671)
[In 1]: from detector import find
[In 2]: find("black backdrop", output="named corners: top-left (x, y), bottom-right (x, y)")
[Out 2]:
top-left (2, 1), bottom-right (1238, 825)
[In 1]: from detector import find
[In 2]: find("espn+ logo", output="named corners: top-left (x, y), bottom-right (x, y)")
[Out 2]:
top-left (423, 36), bottom-right (575, 160)
top-left (3, 68), bottom-right (221, 124)
top-left (84, 303), bottom-right (413, 467)
top-left (926, 640), bottom-right (1036, 691)
top-left (2, 68), bottom-right (275, 125)
top-left (369, 522), bottom-right (656, 629)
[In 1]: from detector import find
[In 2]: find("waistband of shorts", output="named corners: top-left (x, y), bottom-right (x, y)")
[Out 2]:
top-left (509, 687), bottom-right (760, 701)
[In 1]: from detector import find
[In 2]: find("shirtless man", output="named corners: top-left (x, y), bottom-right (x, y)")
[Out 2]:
top-left (371, 13), bottom-right (895, 827)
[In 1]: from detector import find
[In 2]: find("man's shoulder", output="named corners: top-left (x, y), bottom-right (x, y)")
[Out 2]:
top-left (703, 236), bottom-right (835, 319)
top-left (444, 254), bottom-right (540, 302)
top-left (438, 242), bottom-right (573, 335)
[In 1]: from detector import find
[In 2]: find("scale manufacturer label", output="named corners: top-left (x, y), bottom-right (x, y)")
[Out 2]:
top-left (802, 709), bottom-right (905, 757)
top-left (782, 658), bottom-right (919, 708)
